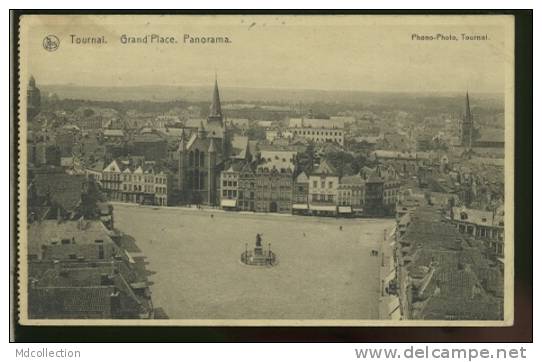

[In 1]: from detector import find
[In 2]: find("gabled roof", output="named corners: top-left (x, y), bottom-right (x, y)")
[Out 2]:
top-left (311, 159), bottom-right (337, 176)
top-left (230, 135), bottom-right (248, 160)
top-left (295, 171), bottom-right (309, 183)
top-left (103, 160), bottom-right (122, 173)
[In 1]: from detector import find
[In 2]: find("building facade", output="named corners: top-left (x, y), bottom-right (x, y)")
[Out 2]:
top-left (289, 117), bottom-right (345, 146)
top-left (337, 174), bottom-right (365, 215)
top-left (450, 206), bottom-right (505, 257)
top-left (254, 168), bottom-right (293, 213)
top-left (237, 165), bottom-right (256, 212)
top-left (308, 160), bottom-right (339, 216)
top-left (220, 165), bottom-right (240, 209)
top-left (292, 172), bottom-right (310, 214)
top-left (101, 160), bottom-right (172, 206)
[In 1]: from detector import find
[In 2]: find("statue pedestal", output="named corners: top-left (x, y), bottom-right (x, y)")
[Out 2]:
top-left (241, 235), bottom-right (277, 267)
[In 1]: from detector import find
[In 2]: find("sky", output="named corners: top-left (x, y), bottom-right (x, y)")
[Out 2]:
top-left (20, 15), bottom-right (514, 93)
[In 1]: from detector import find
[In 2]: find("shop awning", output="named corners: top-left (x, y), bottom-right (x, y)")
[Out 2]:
top-left (309, 204), bottom-right (337, 212)
top-left (221, 199), bottom-right (237, 207)
top-left (338, 206), bottom-right (352, 213)
top-left (292, 203), bottom-right (309, 210)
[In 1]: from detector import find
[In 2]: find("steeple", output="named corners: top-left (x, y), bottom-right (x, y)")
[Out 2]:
top-left (464, 91), bottom-right (472, 124)
top-left (461, 91), bottom-right (474, 149)
top-left (29, 75), bottom-right (36, 88)
top-left (210, 75), bottom-right (222, 118)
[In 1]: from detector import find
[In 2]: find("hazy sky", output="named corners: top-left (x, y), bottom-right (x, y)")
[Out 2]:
top-left (21, 15), bottom-right (514, 93)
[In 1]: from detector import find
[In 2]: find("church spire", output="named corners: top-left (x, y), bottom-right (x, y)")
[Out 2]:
top-left (464, 91), bottom-right (472, 124)
top-left (209, 75), bottom-right (222, 118)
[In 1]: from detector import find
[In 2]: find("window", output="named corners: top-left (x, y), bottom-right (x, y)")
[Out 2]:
top-left (321, 181), bottom-right (325, 188)
top-left (199, 171), bottom-right (205, 189)
top-left (328, 181), bottom-right (333, 188)
top-left (195, 149), bottom-right (200, 167)
top-left (223, 190), bottom-right (227, 196)
top-left (313, 181), bottom-right (317, 188)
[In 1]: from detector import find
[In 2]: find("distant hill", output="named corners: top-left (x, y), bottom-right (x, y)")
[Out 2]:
top-left (40, 84), bottom-right (504, 108)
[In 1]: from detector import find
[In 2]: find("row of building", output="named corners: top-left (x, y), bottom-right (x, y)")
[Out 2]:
top-left (219, 156), bottom-right (402, 217)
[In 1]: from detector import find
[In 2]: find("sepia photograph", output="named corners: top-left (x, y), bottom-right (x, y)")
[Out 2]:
top-left (15, 14), bottom-right (515, 327)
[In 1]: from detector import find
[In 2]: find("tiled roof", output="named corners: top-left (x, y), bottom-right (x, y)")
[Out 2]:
top-left (258, 150), bottom-right (296, 172)
top-left (311, 159), bottom-right (337, 176)
top-left (32, 173), bottom-right (86, 212)
top-left (28, 219), bottom-right (115, 259)
top-left (399, 206), bottom-right (504, 320)
top-left (231, 135), bottom-right (248, 159)
top-left (451, 207), bottom-right (504, 227)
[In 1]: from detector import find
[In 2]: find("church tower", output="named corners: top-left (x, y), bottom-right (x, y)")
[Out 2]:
top-left (460, 91), bottom-right (474, 148)
top-left (27, 75), bottom-right (41, 121)
top-left (208, 138), bottom-right (217, 205)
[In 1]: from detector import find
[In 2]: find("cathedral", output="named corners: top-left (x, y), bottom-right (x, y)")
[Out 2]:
top-left (177, 78), bottom-right (230, 205)
top-left (27, 75), bottom-right (41, 121)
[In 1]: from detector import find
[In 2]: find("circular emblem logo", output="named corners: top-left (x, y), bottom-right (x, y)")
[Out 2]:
top-left (43, 35), bottom-right (60, 52)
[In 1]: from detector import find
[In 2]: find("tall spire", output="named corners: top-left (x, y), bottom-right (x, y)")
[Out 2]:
top-left (209, 74), bottom-right (222, 118)
top-left (464, 91), bottom-right (472, 124)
